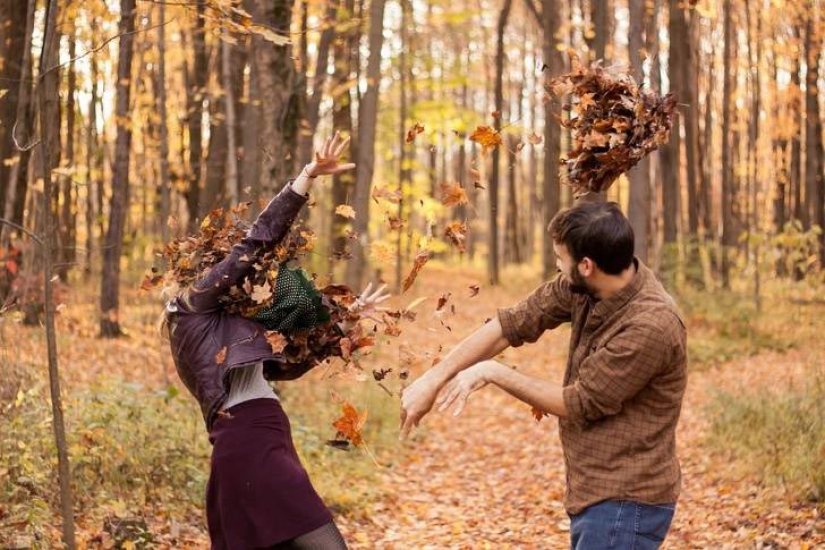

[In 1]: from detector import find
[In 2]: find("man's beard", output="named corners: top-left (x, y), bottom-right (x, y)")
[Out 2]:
top-left (567, 267), bottom-right (593, 296)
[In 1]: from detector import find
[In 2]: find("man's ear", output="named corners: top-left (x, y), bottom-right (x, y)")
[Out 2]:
top-left (579, 257), bottom-right (595, 278)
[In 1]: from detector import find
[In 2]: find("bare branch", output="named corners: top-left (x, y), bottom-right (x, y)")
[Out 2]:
top-left (0, 218), bottom-right (43, 246)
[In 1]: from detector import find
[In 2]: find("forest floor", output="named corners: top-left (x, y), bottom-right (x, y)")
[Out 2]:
top-left (1, 263), bottom-right (824, 549)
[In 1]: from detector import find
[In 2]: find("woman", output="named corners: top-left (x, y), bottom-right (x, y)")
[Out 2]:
top-left (163, 132), bottom-right (389, 549)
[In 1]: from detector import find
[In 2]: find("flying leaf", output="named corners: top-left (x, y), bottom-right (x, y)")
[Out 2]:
top-left (531, 406), bottom-right (549, 422)
top-left (401, 250), bottom-right (431, 293)
top-left (252, 25), bottom-right (290, 45)
top-left (265, 331), bottom-right (288, 354)
top-left (372, 186), bottom-right (403, 204)
top-left (436, 292), bottom-right (451, 312)
top-left (440, 182), bottom-right (469, 207)
top-left (406, 122), bottom-right (425, 143)
top-left (444, 221), bottom-right (468, 253)
top-left (215, 346), bottom-right (228, 365)
top-left (527, 133), bottom-right (543, 145)
top-left (335, 204), bottom-right (356, 219)
top-left (469, 125), bottom-right (503, 151)
top-left (469, 284), bottom-right (480, 297)
top-left (332, 402), bottom-right (368, 446)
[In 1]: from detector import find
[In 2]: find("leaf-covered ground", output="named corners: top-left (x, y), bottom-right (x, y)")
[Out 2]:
top-left (2, 265), bottom-right (823, 548)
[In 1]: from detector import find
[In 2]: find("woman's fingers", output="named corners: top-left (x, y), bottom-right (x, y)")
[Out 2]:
top-left (361, 282), bottom-right (374, 299)
top-left (330, 163), bottom-right (356, 174)
top-left (334, 135), bottom-right (351, 158)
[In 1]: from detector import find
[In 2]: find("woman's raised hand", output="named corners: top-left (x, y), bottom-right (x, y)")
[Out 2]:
top-left (305, 131), bottom-right (356, 178)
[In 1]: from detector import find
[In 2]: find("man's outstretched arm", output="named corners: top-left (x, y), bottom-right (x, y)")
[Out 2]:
top-left (435, 360), bottom-right (567, 418)
top-left (399, 316), bottom-right (510, 438)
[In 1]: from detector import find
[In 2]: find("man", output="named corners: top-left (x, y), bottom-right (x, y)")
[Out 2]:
top-left (400, 201), bottom-right (687, 549)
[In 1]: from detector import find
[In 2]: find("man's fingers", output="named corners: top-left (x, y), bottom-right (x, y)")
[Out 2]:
top-left (453, 393), bottom-right (468, 417)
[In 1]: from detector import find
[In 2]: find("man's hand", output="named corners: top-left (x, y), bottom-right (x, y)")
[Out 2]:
top-left (399, 373), bottom-right (443, 439)
top-left (435, 361), bottom-right (502, 417)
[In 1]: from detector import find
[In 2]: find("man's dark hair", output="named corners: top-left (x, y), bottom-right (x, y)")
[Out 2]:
top-left (548, 202), bottom-right (634, 275)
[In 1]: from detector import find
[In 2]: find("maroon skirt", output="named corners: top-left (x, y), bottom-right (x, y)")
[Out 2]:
top-left (206, 398), bottom-right (333, 550)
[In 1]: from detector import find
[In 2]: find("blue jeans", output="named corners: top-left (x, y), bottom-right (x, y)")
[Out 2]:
top-left (569, 500), bottom-right (676, 550)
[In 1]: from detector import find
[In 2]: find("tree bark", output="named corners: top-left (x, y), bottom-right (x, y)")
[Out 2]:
top-left (804, 14), bottom-right (825, 265)
top-left (38, 0), bottom-right (76, 545)
top-left (490, 0), bottom-right (513, 285)
top-left (185, 0), bottom-right (207, 231)
top-left (0, 0), bottom-right (29, 220)
top-left (542, 0), bottom-right (563, 280)
top-left (100, 0), bottom-right (137, 337)
top-left (627, 0), bottom-right (649, 263)
top-left (242, 0), bottom-right (301, 199)
top-left (721, 0), bottom-right (734, 288)
top-left (157, 1), bottom-right (171, 246)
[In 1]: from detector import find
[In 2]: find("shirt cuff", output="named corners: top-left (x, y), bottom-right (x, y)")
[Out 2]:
top-left (563, 382), bottom-right (586, 423)
top-left (497, 307), bottom-right (524, 347)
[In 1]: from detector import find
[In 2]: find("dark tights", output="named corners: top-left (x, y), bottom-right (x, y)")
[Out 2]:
top-left (267, 521), bottom-right (348, 550)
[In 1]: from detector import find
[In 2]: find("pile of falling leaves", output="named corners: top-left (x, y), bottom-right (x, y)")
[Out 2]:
top-left (549, 52), bottom-right (677, 196)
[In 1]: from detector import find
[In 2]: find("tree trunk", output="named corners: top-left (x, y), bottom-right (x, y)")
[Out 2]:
top-left (0, 0), bottom-right (29, 221)
top-left (222, 35), bottom-right (239, 206)
top-left (157, 1), bottom-right (171, 246)
top-left (721, 0), bottom-right (734, 288)
top-left (490, 0), bottom-right (512, 285)
top-left (185, 0), bottom-right (207, 231)
top-left (588, 0), bottom-right (609, 63)
top-left (395, 0), bottom-right (410, 292)
top-left (38, 1), bottom-right (76, 546)
top-left (804, 15), bottom-right (825, 266)
top-left (3, 0), bottom-right (35, 250)
top-left (243, 0), bottom-right (300, 198)
top-left (627, 0), bottom-right (649, 263)
top-left (346, 0), bottom-right (386, 289)
top-left (330, 0), bottom-right (359, 272)
top-left (84, 52), bottom-right (98, 275)
top-left (100, 0), bottom-right (137, 337)
top-left (505, 134), bottom-right (522, 264)
top-left (542, 0), bottom-right (563, 280)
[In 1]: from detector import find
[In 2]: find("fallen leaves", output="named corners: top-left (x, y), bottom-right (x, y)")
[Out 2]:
top-left (401, 250), bottom-right (431, 293)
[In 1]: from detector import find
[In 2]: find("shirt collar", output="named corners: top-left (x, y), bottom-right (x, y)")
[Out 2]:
top-left (590, 258), bottom-right (646, 320)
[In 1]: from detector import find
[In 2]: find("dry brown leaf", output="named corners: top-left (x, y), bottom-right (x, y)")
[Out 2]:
top-left (401, 250), bottom-right (431, 293)
top-left (440, 182), bottom-right (469, 207)
top-left (444, 221), bottom-right (468, 253)
top-left (215, 346), bottom-right (228, 365)
top-left (265, 331), bottom-right (288, 354)
top-left (406, 122), bottom-right (425, 143)
top-left (332, 401), bottom-right (368, 446)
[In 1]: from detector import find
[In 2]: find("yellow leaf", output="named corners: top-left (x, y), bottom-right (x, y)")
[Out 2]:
top-left (335, 204), bottom-right (356, 219)
top-left (253, 25), bottom-right (290, 46)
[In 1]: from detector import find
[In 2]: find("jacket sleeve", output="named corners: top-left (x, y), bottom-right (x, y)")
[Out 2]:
top-left (185, 183), bottom-right (308, 313)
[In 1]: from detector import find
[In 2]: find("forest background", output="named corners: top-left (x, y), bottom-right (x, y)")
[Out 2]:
top-left (1, 0), bottom-right (824, 547)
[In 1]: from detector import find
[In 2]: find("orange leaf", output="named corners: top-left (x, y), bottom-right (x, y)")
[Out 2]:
top-left (265, 331), bottom-right (288, 354)
top-left (215, 346), bottom-right (228, 365)
top-left (401, 250), bottom-right (431, 293)
top-left (440, 182), bottom-right (469, 207)
top-left (372, 186), bottom-right (402, 204)
top-left (469, 125), bottom-right (503, 151)
top-left (406, 122), bottom-right (425, 143)
top-left (531, 406), bottom-right (549, 422)
top-left (335, 204), bottom-right (356, 219)
top-left (527, 132), bottom-right (543, 145)
top-left (332, 401), bottom-right (368, 446)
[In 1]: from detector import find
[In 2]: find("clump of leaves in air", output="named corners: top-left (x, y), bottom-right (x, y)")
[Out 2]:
top-left (549, 51), bottom-right (677, 196)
